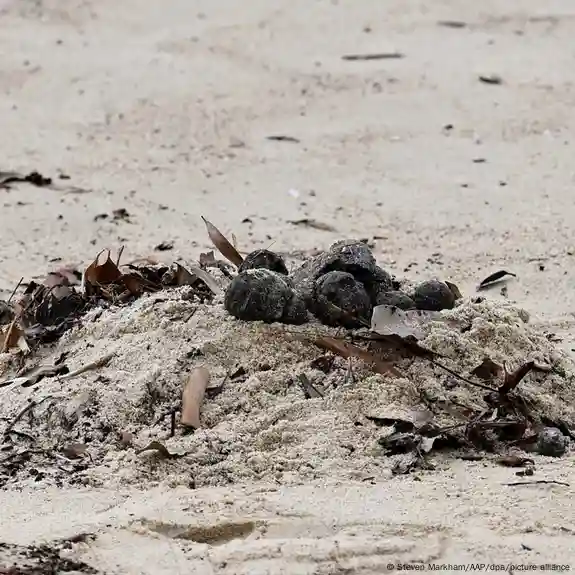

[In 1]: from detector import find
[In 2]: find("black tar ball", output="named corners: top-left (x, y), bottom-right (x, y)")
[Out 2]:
top-left (238, 249), bottom-right (289, 275)
top-left (225, 269), bottom-right (307, 325)
top-left (312, 271), bottom-right (372, 328)
top-left (412, 280), bottom-right (456, 311)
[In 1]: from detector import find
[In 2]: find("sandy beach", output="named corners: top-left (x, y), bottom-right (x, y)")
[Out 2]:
top-left (1, 0), bottom-right (574, 573)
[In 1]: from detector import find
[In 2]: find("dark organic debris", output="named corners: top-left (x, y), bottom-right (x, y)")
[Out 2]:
top-left (154, 241), bottom-right (174, 251)
top-left (478, 270), bottom-right (516, 290)
top-left (504, 480), bottom-right (570, 487)
top-left (479, 74), bottom-right (503, 85)
top-left (0, 170), bottom-right (52, 188)
top-left (288, 219), bottom-right (337, 232)
top-left (136, 440), bottom-right (184, 459)
top-left (496, 455), bottom-right (535, 468)
top-left (0, 541), bottom-right (99, 574)
top-left (296, 373), bottom-right (324, 399)
top-left (437, 20), bottom-right (467, 28)
top-left (266, 135), bottom-right (300, 143)
top-left (342, 52), bottom-right (404, 61)
top-left (471, 357), bottom-right (504, 381)
top-left (312, 335), bottom-right (402, 378)
top-left (498, 361), bottom-right (534, 394)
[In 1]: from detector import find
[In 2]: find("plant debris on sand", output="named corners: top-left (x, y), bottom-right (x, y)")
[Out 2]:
top-left (0, 222), bottom-right (573, 490)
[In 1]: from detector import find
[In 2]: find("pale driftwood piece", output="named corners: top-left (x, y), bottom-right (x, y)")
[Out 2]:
top-left (181, 367), bottom-right (210, 429)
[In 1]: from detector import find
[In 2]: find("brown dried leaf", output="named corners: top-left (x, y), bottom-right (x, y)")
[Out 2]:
top-left (499, 361), bottom-right (535, 394)
top-left (0, 320), bottom-right (28, 354)
top-left (471, 357), bottom-right (504, 381)
top-left (174, 263), bottom-right (197, 287)
top-left (120, 273), bottom-right (160, 296)
top-left (314, 336), bottom-right (402, 377)
top-left (83, 250), bottom-right (122, 289)
top-left (136, 440), bottom-right (182, 459)
top-left (199, 251), bottom-right (218, 267)
top-left (496, 455), bottom-right (535, 468)
top-left (61, 443), bottom-right (88, 460)
top-left (188, 265), bottom-right (221, 295)
top-left (201, 216), bottom-right (243, 267)
top-left (181, 367), bottom-right (210, 429)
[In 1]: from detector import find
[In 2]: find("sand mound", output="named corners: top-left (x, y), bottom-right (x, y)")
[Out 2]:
top-left (1, 287), bottom-right (573, 490)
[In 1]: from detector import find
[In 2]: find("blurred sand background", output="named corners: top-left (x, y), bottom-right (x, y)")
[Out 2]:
top-left (1, 0), bottom-right (574, 572)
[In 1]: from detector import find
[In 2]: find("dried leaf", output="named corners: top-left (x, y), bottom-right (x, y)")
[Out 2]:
top-left (288, 219), bottom-right (337, 232)
top-left (61, 443), bottom-right (88, 460)
top-left (0, 320), bottom-right (29, 354)
top-left (499, 361), bottom-right (535, 394)
top-left (201, 216), bottom-right (243, 267)
top-left (136, 440), bottom-right (183, 459)
top-left (371, 305), bottom-right (442, 340)
top-left (120, 273), bottom-right (160, 296)
top-left (181, 367), bottom-right (210, 429)
top-left (7, 364), bottom-right (69, 388)
top-left (187, 265), bottom-right (221, 295)
top-left (314, 336), bottom-right (402, 377)
top-left (174, 263), bottom-right (197, 287)
top-left (82, 250), bottom-right (122, 292)
top-left (471, 357), bottom-right (504, 381)
top-left (496, 455), bottom-right (534, 468)
top-left (479, 74), bottom-right (503, 85)
top-left (296, 374), bottom-right (324, 399)
top-left (477, 270), bottom-right (516, 290)
top-left (199, 251), bottom-right (218, 267)
top-left (154, 241), bottom-right (173, 251)
top-left (266, 135), bottom-right (300, 143)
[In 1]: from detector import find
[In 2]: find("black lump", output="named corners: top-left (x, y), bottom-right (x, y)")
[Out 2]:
top-left (312, 271), bottom-right (372, 328)
top-left (238, 249), bottom-right (289, 275)
top-left (224, 269), bottom-right (307, 325)
top-left (412, 279), bottom-right (456, 311)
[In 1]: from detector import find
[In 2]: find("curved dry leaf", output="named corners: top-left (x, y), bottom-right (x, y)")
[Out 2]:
top-left (187, 265), bottom-right (221, 295)
top-left (201, 216), bottom-right (243, 267)
top-left (82, 250), bottom-right (122, 292)
top-left (181, 367), bottom-right (210, 429)
top-left (136, 440), bottom-right (182, 459)
top-left (314, 336), bottom-right (402, 377)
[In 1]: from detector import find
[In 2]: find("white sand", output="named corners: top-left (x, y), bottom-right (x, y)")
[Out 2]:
top-left (1, 0), bottom-right (575, 572)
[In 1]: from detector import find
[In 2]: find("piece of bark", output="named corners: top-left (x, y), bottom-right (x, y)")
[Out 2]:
top-left (181, 367), bottom-right (210, 429)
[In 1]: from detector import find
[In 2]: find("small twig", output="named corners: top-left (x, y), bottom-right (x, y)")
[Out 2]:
top-left (3, 396), bottom-right (52, 437)
top-left (59, 353), bottom-right (114, 381)
top-left (504, 480), bottom-right (570, 487)
top-left (432, 359), bottom-right (497, 392)
top-left (7, 277), bottom-right (24, 304)
top-left (183, 307), bottom-right (197, 322)
top-left (116, 245), bottom-right (125, 268)
top-left (0, 318), bottom-right (17, 353)
top-left (169, 409), bottom-right (176, 438)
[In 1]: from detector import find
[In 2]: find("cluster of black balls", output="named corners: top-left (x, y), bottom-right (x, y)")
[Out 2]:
top-left (224, 240), bottom-right (458, 327)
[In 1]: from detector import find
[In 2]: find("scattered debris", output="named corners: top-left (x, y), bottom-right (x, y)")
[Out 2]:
top-left (59, 353), bottom-right (114, 381)
top-left (0, 170), bottom-right (52, 188)
top-left (296, 373), bottom-right (324, 399)
top-left (342, 52), bottom-right (404, 61)
top-left (136, 441), bottom-right (184, 459)
top-left (266, 135), bottom-right (300, 143)
top-left (496, 455), bottom-right (534, 468)
top-left (154, 241), bottom-right (174, 251)
top-left (478, 270), bottom-right (516, 290)
top-left (479, 74), bottom-right (503, 85)
top-left (288, 219), bottom-right (337, 232)
top-left (181, 367), bottom-right (210, 429)
top-left (504, 480), bottom-right (569, 487)
top-left (437, 20), bottom-right (467, 28)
